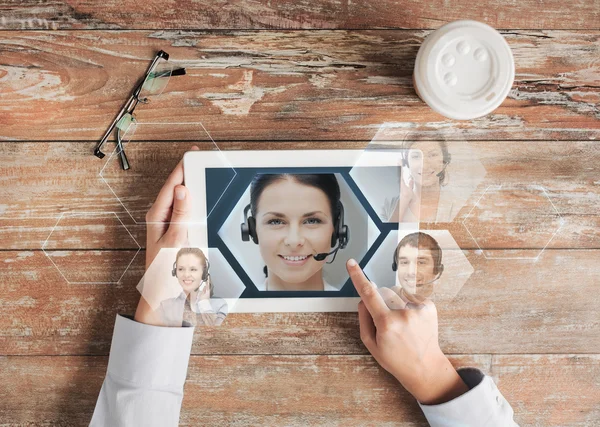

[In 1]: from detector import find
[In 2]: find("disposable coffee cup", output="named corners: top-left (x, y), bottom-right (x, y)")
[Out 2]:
top-left (413, 20), bottom-right (515, 120)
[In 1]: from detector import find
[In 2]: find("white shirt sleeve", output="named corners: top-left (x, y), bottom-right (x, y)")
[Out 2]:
top-left (419, 367), bottom-right (519, 426)
top-left (90, 314), bottom-right (195, 427)
top-left (91, 314), bottom-right (516, 426)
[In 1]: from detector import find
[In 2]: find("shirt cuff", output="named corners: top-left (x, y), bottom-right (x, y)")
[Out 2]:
top-left (418, 367), bottom-right (513, 427)
top-left (107, 314), bottom-right (195, 390)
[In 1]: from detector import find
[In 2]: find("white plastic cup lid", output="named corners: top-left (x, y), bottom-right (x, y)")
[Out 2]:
top-left (414, 20), bottom-right (515, 120)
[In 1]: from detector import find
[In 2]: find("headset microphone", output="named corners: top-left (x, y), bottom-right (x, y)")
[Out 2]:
top-left (407, 271), bottom-right (443, 287)
top-left (313, 241), bottom-right (343, 264)
top-left (436, 162), bottom-right (449, 178)
top-left (313, 253), bottom-right (328, 261)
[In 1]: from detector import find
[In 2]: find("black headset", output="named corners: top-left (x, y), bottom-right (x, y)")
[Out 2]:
top-left (241, 201), bottom-right (349, 250)
top-left (392, 242), bottom-right (444, 276)
top-left (172, 258), bottom-right (210, 282)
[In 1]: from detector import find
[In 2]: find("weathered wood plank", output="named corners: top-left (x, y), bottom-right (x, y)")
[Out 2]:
top-left (0, 31), bottom-right (598, 141)
top-left (492, 355), bottom-right (600, 426)
top-left (185, 354), bottom-right (600, 426)
top-left (1, 249), bottom-right (599, 356)
top-left (1, 354), bottom-right (598, 426)
top-left (1, 141), bottom-right (598, 249)
top-left (0, 0), bottom-right (598, 30)
top-left (0, 354), bottom-right (486, 426)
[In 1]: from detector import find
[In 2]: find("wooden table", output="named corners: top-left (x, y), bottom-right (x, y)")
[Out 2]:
top-left (1, 2), bottom-right (599, 425)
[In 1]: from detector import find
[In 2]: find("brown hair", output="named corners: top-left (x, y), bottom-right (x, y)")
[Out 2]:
top-left (393, 232), bottom-right (443, 275)
top-left (174, 248), bottom-right (213, 296)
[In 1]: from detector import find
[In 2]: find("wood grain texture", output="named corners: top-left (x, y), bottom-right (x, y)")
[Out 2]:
top-left (0, 355), bottom-right (485, 426)
top-left (2, 249), bottom-right (599, 356)
top-left (0, 31), bottom-right (598, 142)
top-left (493, 354), bottom-right (600, 427)
top-left (0, 0), bottom-right (599, 30)
top-left (0, 1), bottom-right (598, 425)
top-left (1, 141), bottom-right (598, 249)
top-left (1, 354), bottom-right (598, 426)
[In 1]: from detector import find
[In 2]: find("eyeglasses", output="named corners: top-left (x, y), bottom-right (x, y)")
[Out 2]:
top-left (94, 50), bottom-right (186, 170)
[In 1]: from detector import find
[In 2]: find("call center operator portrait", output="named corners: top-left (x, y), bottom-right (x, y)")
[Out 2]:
top-left (90, 146), bottom-right (517, 426)
top-left (389, 139), bottom-right (452, 224)
top-left (379, 232), bottom-right (444, 310)
top-left (155, 247), bottom-right (228, 327)
top-left (240, 173), bottom-right (349, 291)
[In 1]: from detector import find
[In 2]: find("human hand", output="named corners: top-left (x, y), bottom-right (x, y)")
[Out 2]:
top-left (144, 145), bottom-right (199, 270)
top-left (390, 167), bottom-right (420, 222)
top-left (189, 281), bottom-right (210, 307)
top-left (400, 166), bottom-right (421, 204)
top-left (346, 259), bottom-right (468, 405)
top-left (191, 295), bottom-right (219, 326)
top-left (199, 281), bottom-right (210, 300)
top-left (376, 286), bottom-right (408, 310)
top-left (134, 146), bottom-right (199, 325)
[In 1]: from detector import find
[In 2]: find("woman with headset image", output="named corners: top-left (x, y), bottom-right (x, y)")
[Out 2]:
top-left (159, 247), bottom-right (228, 326)
top-left (388, 138), bottom-right (452, 223)
top-left (240, 173), bottom-right (349, 291)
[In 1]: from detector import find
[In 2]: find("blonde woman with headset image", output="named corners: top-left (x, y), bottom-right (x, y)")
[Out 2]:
top-left (91, 147), bottom-right (517, 426)
top-left (240, 173), bottom-right (349, 291)
top-left (160, 247), bottom-right (228, 327)
top-left (389, 139), bottom-right (452, 223)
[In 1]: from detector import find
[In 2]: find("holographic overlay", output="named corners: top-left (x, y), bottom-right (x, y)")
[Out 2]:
top-left (463, 184), bottom-right (564, 260)
top-left (42, 211), bottom-right (140, 284)
top-left (366, 123), bottom-right (486, 224)
top-left (99, 121), bottom-right (235, 225)
top-left (137, 247), bottom-right (238, 326)
top-left (365, 229), bottom-right (473, 309)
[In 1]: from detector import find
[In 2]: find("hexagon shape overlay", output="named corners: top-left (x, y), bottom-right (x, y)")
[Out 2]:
top-left (463, 185), bottom-right (564, 259)
top-left (42, 212), bottom-right (140, 284)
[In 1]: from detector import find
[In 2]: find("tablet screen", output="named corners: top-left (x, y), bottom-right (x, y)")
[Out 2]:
top-left (209, 167), bottom-right (401, 297)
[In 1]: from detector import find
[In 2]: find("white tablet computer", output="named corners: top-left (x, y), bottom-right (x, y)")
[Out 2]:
top-left (183, 149), bottom-right (413, 313)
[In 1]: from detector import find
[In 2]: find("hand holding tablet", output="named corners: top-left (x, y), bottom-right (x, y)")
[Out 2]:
top-left (134, 145), bottom-right (201, 326)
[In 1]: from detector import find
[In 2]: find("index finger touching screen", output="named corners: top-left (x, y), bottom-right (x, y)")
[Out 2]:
top-left (346, 259), bottom-right (390, 324)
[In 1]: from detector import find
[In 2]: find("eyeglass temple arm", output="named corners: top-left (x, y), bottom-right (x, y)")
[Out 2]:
top-left (116, 132), bottom-right (131, 171)
top-left (94, 52), bottom-right (169, 158)
top-left (94, 91), bottom-right (140, 158)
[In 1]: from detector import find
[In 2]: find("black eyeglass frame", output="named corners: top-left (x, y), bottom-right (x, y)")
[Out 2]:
top-left (94, 50), bottom-right (186, 170)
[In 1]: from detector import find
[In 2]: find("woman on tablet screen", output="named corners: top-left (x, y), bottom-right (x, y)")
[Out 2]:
top-left (240, 173), bottom-right (349, 291)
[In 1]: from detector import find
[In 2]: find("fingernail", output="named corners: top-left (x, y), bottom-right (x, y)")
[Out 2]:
top-left (347, 258), bottom-right (357, 267)
top-left (175, 187), bottom-right (186, 200)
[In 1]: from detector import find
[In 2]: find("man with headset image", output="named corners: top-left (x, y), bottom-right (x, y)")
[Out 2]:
top-left (91, 147), bottom-right (517, 426)
top-left (390, 232), bottom-right (444, 309)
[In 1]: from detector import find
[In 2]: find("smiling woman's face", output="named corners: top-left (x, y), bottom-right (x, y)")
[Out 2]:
top-left (407, 141), bottom-right (445, 188)
top-left (255, 177), bottom-right (335, 289)
top-left (175, 253), bottom-right (205, 293)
